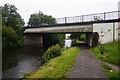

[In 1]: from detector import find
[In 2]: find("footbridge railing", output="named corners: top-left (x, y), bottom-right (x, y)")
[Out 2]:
top-left (56, 11), bottom-right (120, 24)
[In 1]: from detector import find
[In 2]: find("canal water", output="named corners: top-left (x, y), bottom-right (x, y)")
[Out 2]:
top-left (2, 39), bottom-right (72, 78)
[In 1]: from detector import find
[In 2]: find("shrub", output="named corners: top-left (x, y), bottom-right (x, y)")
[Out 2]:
top-left (42, 44), bottom-right (62, 62)
top-left (2, 26), bottom-right (18, 48)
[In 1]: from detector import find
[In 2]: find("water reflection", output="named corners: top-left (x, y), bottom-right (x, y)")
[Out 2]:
top-left (2, 39), bottom-right (72, 78)
top-left (2, 45), bottom-right (44, 78)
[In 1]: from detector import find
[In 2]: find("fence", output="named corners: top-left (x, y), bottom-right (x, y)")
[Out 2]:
top-left (56, 11), bottom-right (120, 24)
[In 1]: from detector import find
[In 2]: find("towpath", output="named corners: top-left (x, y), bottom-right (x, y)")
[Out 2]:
top-left (68, 49), bottom-right (107, 78)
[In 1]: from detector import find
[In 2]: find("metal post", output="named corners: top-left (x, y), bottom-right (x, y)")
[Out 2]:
top-left (82, 15), bottom-right (84, 22)
top-left (104, 13), bottom-right (105, 20)
top-left (65, 17), bottom-right (67, 23)
top-left (101, 44), bottom-right (104, 54)
top-left (113, 22), bottom-right (115, 41)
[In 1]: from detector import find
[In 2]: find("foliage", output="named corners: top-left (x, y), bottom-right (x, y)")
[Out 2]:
top-left (91, 40), bottom-right (119, 65)
top-left (42, 44), bottom-right (62, 62)
top-left (70, 33), bottom-right (86, 43)
top-left (15, 24), bottom-right (24, 38)
top-left (70, 34), bottom-right (80, 40)
top-left (2, 17), bottom-right (6, 26)
top-left (22, 47), bottom-right (79, 79)
top-left (2, 26), bottom-right (18, 48)
top-left (102, 64), bottom-right (120, 79)
top-left (80, 34), bottom-right (86, 42)
top-left (1, 3), bottom-right (25, 48)
top-left (43, 34), bottom-right (65, 47)
top-left (2, 3), bottom-right (24, 28)
top-left (28, 11), bottom-right (56, 26)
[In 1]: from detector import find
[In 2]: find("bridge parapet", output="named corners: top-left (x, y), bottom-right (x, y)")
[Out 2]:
top-left (56, 11), bottom-right (120, 24)
top-left (24, 24), bottom-right (93, 33)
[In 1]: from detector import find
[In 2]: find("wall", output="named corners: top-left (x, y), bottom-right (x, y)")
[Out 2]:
top-left (93, 22), bottom-right (118, 44)
top-left (24, 34), bottom-right (43, 46)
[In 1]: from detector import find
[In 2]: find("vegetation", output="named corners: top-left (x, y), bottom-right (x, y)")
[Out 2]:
top-left (28, 11), bottom-right (56, 26)
top-left (22, 47), bottom-right (79, 79)
top-left (42, 44), bottom-right (62, 62)
top-left (1, 3), bottom-right (24, 48)
top-left (2, 26), bottom-right (18, 48)
top-left (1, 3), bottom-right (64, 48)
top-left (102, 64), bottom-right (120, 79)
top-left (2, 3), bottom-right (24, 35)
top-left (91, 40), bottom-right (119, 65)
top-left (70, 33), bottom-right (86, 44)
top-left (43, 34), bottom-right (65, 47)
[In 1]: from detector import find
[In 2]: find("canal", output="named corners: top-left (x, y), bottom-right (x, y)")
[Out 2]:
top-left (2, 39), bottom-right (72, 78)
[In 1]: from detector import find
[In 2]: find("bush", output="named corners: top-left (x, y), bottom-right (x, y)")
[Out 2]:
top-left (42, 44), bottom-right (62, 62)
top-left (2, 26), bottom-right (18, 48)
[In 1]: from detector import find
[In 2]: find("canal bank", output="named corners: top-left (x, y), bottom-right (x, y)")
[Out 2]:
top-left (2, 39), bottom-right (72, 78)
top-left (22, 47), bottom-right (79, 79)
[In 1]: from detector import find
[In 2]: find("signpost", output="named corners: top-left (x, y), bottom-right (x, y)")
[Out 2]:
top-left (100, 28), bottom-right (104, 54)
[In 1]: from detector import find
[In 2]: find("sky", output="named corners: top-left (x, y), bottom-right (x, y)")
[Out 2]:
top-left (0, 0), bottom-right (120, 25)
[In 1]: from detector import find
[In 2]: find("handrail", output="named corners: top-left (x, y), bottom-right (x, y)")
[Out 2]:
top-left (56, 11), bottom-right (120, 24)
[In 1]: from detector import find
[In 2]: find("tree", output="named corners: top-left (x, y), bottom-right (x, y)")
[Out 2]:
top-left (70, 34), bottom-right (80, 40)
top-left (1, 4), bottom-right (25, 48)
top-left (70, 33), bottom-right (86, 43)
top-left (2, 3), bottom-right (24, 39)
top-left (43, 34), bottom-right (65, 47)
top-left (2, 3), bottom-right (24, 30)
top-left (28, 11), bottom-right (64, 47)
top-left (2, 26), bottom-right (18, 48)
top-left (28, 11), bottom-right (56, 26)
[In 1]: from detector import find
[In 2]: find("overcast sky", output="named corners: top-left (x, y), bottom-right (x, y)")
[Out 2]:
top-left (0, 0), bottom-right (120, 24)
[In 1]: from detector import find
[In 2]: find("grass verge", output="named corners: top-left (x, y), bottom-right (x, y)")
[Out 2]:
top-left (91, 40), bottom-right (119, 65)
top-left (102, 64), bottom-right (120, 79)
top-left (22, 47), bottom-right (79, 79)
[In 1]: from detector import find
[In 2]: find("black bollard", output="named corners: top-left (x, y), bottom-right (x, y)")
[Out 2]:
top-left (101, 44), bottom-right (104, 54)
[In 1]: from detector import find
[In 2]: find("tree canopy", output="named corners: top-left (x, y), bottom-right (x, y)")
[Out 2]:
top-left (70, 33), bottom-right (86, 43)
top-left (1, 3), bottom-right (25, 48)
top-left (28, 11), bottom-right (56, 26)
top-left (2, 3), bottom-right (24, 28)
top-left (2, 26), bottom-right (18, 48)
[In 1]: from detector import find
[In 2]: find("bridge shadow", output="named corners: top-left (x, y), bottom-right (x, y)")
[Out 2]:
top-left (72, 43), bottom-right (91, 49)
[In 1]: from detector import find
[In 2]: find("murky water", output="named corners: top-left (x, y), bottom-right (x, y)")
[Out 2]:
top-left (2, 45), bottom-right (44, 78)
top-left (2, 39), bottom-right (72, 78)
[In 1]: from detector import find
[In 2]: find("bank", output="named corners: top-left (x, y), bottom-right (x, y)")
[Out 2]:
top-left (21, 47), bottom-right (79, 79)
top-left (90, 40), bottom-right (120, 79)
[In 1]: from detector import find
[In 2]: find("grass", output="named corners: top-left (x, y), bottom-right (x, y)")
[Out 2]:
top-left (102, 64), bottom-right (120, 79)
top-left (22, 47), bottom-right (79, 79)
top-left (91, 40), bottom-right (119, 65)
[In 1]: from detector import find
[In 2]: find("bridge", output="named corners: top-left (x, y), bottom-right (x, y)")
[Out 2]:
top-left (24, 11), bottom-right (120, 46)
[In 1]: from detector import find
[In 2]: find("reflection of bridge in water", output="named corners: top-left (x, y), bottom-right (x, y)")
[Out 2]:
top-left (24, 11), bottom-right (120, 47)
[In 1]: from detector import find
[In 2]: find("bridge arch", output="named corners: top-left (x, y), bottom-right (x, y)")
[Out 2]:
top-left (92, 32), bottom-right (99, 47)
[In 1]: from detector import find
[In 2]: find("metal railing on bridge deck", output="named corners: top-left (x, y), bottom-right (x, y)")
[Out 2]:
top-left (56, 11), bottom-right (120, 24)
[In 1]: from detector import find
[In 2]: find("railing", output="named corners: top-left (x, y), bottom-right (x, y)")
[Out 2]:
top-left (56, 11), bottom-right (120, 24)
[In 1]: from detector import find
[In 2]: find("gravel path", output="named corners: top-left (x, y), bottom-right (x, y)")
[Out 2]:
top-left (68, 49), bottom-right (107, 78)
